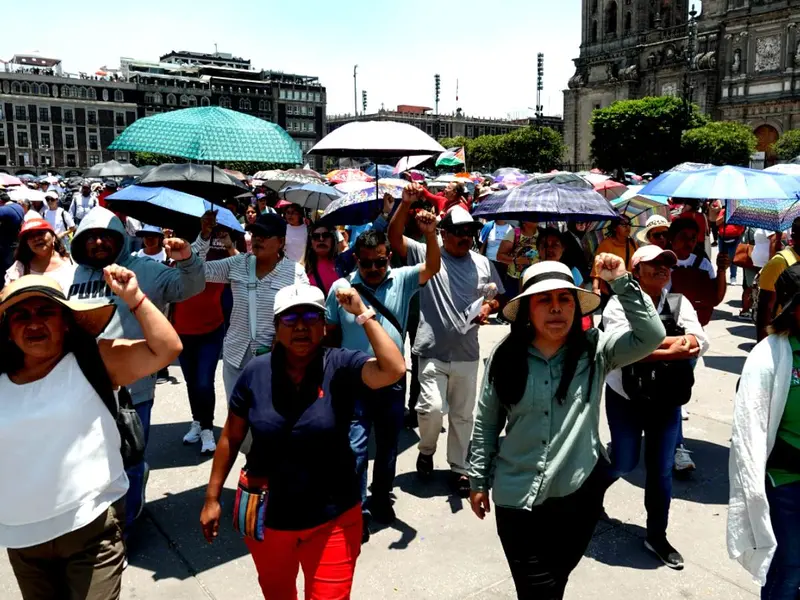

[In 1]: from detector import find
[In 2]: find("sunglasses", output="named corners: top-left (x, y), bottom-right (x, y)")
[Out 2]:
top-left (447, 226), bottom-right (476, 238)
top-left (358, 257), bottom-right (389, 269)
top-left (311, 232), bottom-right (333, 241)
top-left (649, 231), bottom-right (668, 240)
top-left (278, 310), bottom-right (324, 328)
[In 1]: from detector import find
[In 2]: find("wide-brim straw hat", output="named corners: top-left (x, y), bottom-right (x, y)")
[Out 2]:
top-left (0, 275), bottom-right (115, 337)
top-left (636, 215), bottom-right (670, 245)
top-left (502, 261), bottom-right (601, 322)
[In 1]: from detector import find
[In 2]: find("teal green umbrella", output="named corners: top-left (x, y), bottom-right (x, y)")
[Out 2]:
top-left (108, 106), bottom-right (301, 164)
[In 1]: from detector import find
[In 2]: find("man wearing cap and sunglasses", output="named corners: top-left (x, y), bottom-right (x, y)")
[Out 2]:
top-left (389, 184), bottom-right (505, 498)
top-left (326, 210), bottom-right (440, 540)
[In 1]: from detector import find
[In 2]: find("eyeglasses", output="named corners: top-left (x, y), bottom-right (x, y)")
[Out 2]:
top-left (278, 310), bottom-right (324, 328)
top-left (358, 257), bottom-right (389, 269)
top-left (649, 231), bottom-right (668, 240)
top-left (447, 227), bottom-right (476, 238)
top-left (311, 232), bottom-right (333, 241)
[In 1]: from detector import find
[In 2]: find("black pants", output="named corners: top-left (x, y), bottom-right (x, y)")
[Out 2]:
top-left (407, 309), bottom-right (421, 413)
top-left (495, 460), bottom-right (611, 600)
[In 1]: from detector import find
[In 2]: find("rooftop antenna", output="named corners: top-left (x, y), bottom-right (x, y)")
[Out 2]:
top-left (214, 43), bottom-right (218, 55)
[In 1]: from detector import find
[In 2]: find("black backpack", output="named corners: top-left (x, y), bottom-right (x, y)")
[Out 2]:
top-left (73, 342), bottom-right (146, 469)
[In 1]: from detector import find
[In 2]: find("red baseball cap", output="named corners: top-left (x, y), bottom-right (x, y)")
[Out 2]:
top-left (19, 218), bottom-right (55, 237)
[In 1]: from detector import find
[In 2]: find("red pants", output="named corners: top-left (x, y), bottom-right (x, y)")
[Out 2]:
top-left (244, 504), bottom-right (362, 600)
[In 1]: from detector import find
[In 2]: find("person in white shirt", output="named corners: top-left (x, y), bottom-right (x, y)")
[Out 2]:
top-left (0, 265), bottom-right (182, 600)
top-left (282, 203), bottom-right (308, 263)
top-left (68, 180), bottom-right (99, 225)
top-left (134, 225), bottom-right (168, 263)
top-left (43, 192), bottom-right (75, 244)
top-left (4, 218), bottom-right (76, 292)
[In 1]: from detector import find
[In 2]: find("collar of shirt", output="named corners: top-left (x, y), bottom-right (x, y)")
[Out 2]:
top-left (527, 342), bottom-right (567, 363)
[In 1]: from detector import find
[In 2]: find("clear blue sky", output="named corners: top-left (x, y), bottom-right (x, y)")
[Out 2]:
top-left (3, 0), bottom-right (581, 119)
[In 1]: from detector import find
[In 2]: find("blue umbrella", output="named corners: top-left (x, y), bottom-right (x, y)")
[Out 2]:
top-left (320, 182), bottom-right (407, 226)
top-left (106, 185), bottom-right (244, 235)
top-left (640, 165), bottom-right (800, 201)
top-left (472, 183), bottom-right (618, 222)
top-left (364, 163), bottom-right (396, 180)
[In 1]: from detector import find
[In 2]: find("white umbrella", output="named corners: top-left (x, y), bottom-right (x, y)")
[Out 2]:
top-left (578, 172), bottom-right (611, 185)
top-left (308, 121), bottom-right (445, 159)
top-left (280, 183), bottom-right (343, 212)
top-left (85, 160), bottom-right (142, 178)
top-left (7, 187), bottom-right (47, 202)
top-left (765, 163), bottom-right (800, 176)
top-left (394, 155), bottom-right (431, 174)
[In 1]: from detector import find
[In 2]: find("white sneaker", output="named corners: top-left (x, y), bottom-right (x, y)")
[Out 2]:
top-left (200, 429), bottom-right (217, 455)
top-left (674, 445), bottom-right (696, 473)
top-left (681, 407), bottom-right (689, 421)
top-left (183, 421), bottom-right (202, 445)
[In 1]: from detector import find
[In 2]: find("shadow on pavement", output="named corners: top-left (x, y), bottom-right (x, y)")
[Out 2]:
top-left (585, 522), bottom-right (661, 570)
top-left (394, 471), bottom-right (453, 499)
top-left (738, 341), bottom-right (755, 353)
top-left (369, 517), bottom-right (419, 550)
top-left (702, 355), bottom-right (746, 376)
top-left (146, 423), bottom-right (219, 470)
top-left (726, 325), bottom-right (756, 340)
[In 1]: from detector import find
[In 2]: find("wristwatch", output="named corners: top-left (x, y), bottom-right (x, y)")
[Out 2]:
top-left (356, 308), bottom-right (376, 326)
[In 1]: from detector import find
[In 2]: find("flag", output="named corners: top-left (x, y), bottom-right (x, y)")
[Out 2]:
top-left (436, 147), bottom-right (465, 167)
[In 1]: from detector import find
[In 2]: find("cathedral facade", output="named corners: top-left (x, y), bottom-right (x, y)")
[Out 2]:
top-left (563, 0), bottom-right (800, 168)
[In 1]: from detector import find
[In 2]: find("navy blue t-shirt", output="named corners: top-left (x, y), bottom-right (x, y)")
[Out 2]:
top-left (229, 347), bottom-right (370, 531)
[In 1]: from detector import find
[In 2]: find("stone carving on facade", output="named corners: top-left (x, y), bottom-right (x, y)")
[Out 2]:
top-left (647, 52), bottom-right (657, 67)
top-left (731, 49), bottom-right (742, 75)
top-left (606, 62), bottom-right (620, 82)
top-left (661, 82), bottom-right (678, 97)
top-left (755, 35), bottom-right (782, 72)
top-left (567, 69), bottom-right (588, 88)
top-left (794, 39), bottom-right (800, 65)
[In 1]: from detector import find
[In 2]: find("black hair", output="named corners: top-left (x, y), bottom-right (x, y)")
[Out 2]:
top-left (606, 216), bottom-right (631, 239)
top-left (354, 229), bottom-right (391, 256)
top-left (535, 227), bottom-right (567, 251)
top-left (14, 230), bottom-right (69, 269)
top-left (303, 223), bottom-right (338, 271)
top-left (668, 217), bottom-right (699, 239)
top-left (488, 290), bottom-right (592, 406)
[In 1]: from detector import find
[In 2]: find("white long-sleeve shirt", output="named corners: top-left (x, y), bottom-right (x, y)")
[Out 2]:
top-left (602, 288), bottom-right (710, 399)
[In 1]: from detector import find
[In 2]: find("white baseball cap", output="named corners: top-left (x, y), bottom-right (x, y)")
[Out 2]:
top-left (273, 283), bottom-right (325, 316)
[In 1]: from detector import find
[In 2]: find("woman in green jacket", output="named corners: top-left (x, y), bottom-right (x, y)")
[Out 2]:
top-left (468, 253), bottom-right (665, 600)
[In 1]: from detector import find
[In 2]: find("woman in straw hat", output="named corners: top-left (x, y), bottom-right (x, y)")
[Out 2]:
top-left (468, 253), bottom-right (665, 600)
top-left (0, 265), bottom-right (183, 600)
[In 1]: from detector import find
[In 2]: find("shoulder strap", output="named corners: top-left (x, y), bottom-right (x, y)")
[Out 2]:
top-left (72, 342), bottom-right (118, 419)
top-left (61, 208), bottom-right (68, 230)
top-left (625, 239), bottom-right (632, 269)
top-left (665, 293), bottom-right (683, 318)
top-left (351, 282), bottom-right (404, 337)
top-left (692, 253), bottom-right (703, 268)
top-left (247, 254), bottom-right (258, 343)
top-left (779, 248), bottom-right (799, 267)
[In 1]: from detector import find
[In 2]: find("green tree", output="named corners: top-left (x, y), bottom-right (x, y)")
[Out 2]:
top-left (681, 121), bottom-right (757, 166)
top-left (440, 128), bottom-right (564, 172)
top-left (590, 96), bottom-right (708, 174)
top-left (771, 129), bottom-right (800, 161)
top-left (131, 152), bottom-right (178, 166)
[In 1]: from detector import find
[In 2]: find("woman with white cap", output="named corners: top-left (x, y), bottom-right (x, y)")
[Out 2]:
top-left (200, 283), bottom-right (405, 599)
top-left (468, 253), bottom-right (665, 600)
top-left (602, 245), bottom-right (709, 571)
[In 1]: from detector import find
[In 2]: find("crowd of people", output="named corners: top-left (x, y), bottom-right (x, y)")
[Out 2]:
top-left (0, 173), bottom-right (798, 600)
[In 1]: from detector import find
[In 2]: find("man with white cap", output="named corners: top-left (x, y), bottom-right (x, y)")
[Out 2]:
top-left (43, 191), bottom-right (75, 249)
top-left (389, 187), bottom-right (505, 497)
top-left (602, 245), bottom-right (709, 570)
top-left (68, 179), bottom-right (98, 226)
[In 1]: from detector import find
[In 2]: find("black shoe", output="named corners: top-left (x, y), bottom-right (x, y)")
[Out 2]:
top-left (416, 452), bottom-right (433, 478)
top-left (645, 537), bottom-right (684, 570)
top-left (449, 472), bottom-right (470, 499)
top-left (361, 510), bottom-right (371, 544)
top-left (370, 497), bottom-right (396, 524)
top-left (711, 242), bottom-right (718, 247)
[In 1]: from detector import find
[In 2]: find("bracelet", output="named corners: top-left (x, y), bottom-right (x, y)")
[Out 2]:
top-left (130, 294), bottom-right (147, 314)
top-left (356, 308), bottom-right (376, 326)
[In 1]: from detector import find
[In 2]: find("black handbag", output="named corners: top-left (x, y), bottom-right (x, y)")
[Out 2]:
top-left (621, 294), bottom-right (695, 407)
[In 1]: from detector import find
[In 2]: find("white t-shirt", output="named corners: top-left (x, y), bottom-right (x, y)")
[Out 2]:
top-left (285, 223), bottom-right (308, 263)
top-left (134, 248), bottom-right (167, 263)
top-left (5, 259), bottom-right (76, 293)
top-left (485, 223), bottom-right (513, 261)
top-left (23, 210), bottom-right (39, 222)
top-left (44, 207), bottom-right (75, 237)
top-left (751, 229), bottom-right (775, 268)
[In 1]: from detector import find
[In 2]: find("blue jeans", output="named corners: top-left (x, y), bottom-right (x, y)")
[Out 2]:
top-left (125, 399), bottom-right (153, 528)
top-left (763, 480), bottom-right (800, 599)
top-left (720, 239), bottom-right (738, 280)
top-left (606, 386), bottom-right (682, 539)
top-left (178, 326), bottom-right (224, 430)
top-left (349, 380), bottom-right (406, 509)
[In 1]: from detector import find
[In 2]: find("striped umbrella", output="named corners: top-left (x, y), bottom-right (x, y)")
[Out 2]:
top-left (472, 183), bottom-right (618, 222)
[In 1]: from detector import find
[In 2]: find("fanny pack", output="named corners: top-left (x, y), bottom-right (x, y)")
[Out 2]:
top-left (232, 469), bottom-right (269, 541)
top-left (247, 254), bottom-right (271, 357)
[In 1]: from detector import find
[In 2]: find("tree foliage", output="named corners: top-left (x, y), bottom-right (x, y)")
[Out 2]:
top-left (590, 96), bottom-right (708, 174)
top-left (440, 126), bottom-right (565, 173)
top-left (772, 129), bottom-right (800, 161)
top-left (131, 153), bottom-right (289, 174)
top-left (681, 121), bottom-right (757, 166)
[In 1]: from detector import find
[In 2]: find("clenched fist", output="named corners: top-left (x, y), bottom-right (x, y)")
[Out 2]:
top-left (594, 252), bottom-right (627, 282)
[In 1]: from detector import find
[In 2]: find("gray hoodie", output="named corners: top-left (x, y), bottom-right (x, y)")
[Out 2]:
top-left (66, 206), bottom-right (206, 405)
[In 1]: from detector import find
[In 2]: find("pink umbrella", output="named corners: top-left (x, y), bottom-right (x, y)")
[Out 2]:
top-left (0, 173), bottom-right (23, 186)
top-left (593, 179), bottom-right (628, 200)
top-left (329, 169), bottom-right (374, 184)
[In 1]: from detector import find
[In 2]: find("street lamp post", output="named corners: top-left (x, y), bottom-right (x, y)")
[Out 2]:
top-left (681, 5), bottom-right (698, 126)
top-left (353, 65), bottom-right (358, 117)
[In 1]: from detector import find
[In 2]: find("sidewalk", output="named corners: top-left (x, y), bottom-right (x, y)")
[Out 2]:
top-left (0, 285), bottom-right (760, 599)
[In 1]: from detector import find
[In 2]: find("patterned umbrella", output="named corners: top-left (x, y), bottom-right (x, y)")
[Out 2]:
top-left (590, 186), bottom-right (670, 232)
top-left (492, 172), bottom-right (530, 188)
top-left (523, 172), bottom-right (593, 189)
top-left (328, 169), bottom-right (374, 184)
top-left (472, 183), bottom-right (618, 222)
top-left (108, 106), bottom-right (302, 164)
top-left (0, 174), bottom-right (23, 186)
top-left (321, 181), bottom-right (408, 226)
top-left (593, 179), bottom-right (628, 200)
top-left (259, 170), bottom-right (323, 192)
top-left (640, 165), bottom-right (800, 201)
top-left (284, 168), bottom-right (324, 180)
top-left (727, 198), bottom-right (800, 231)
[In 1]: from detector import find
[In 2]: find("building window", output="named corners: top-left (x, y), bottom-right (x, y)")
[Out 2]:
top-left (88, 88), bottom-right (96, 100)
top-left (66, 154), bottom-right (76, 167)
top-left (90, 154), bottom-right (101, 166)
top-left (31, 83), bottom-right (39, 95)
top-left (15, 106), bottom-right (27, 121)
top-left (40, 132), bottom-right (51, 148)
top-left (188, 95), bottom-right (198, 107)
top-left (279, 89), bottom-right (286, 99)
top-left (89, 134), bottom-right (98, 150)
top-left (79, 87), bottom-right (88, 99)
top-left (17, 131), bottom-right (29, 147)
top-left (200, 96), bottom-right (210, 106)
top-left (11, 82), bottom-right (20, 94)
top-left (65, 133), bottom-right (75, 149)
top-left (115, 113), bottom-right (125, 127)
top-left (63, 109), bottom-right (74, 124)
top-left (259, 99), bottom-right (271, 111)
top-left (166, 93), bottom-right (177, 106)
top-left (153, 92), bottom-right (163, 104)
top-left (605, 1), bottom-right (618, 35)
top-left (0, 129), bottom-right (4, 146)
top-left (624, 11), bottom-right (632, 32)
top-left (239, 98), bottom-right (251, 110)
top-left (145, 92), bottom-right (155, 104)
top-left (39, 107), bottom-right (49, 122)
top-left (466, 125), bottom-right (474, 137)
top-left (21, 83), bottom-right (30, 94)
top-left (114, 90), bottom-right (124, 102)
top-left (87, 110), bottom-right (97, 125)
top-left (219, 96), bottom-right (231, 108)
top-left (591, 20), bottom-right (598, 42)
top-left (40, 83), bottom-right (49, 96)
top-left (180, 94), bottom-right (189, 107)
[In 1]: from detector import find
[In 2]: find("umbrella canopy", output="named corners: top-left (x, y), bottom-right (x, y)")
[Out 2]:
top-left (492, 167), bottom-right (524, 178)
top-left (321, 181), bottom-right (409, 226)
top-left (727, 198), bottom-right (800, 231)
top-left (328, 169), bottom-right (373, 184)
top-left (492, 172), bottom-right (530, 188)
top-left (253, 169), bottom-right (285, 181)
top-left (472, 183), bottom-right (618, 222)
top-left (0, 174), bottom-right (23, 186)
top-left (593, 179), bottom-right (628, 200)
top-left (640, 165), bottom-right (800, 201)
top-left (85, 160), bottom-right (142, 178)
top-left (37, 175), bottom-right (60, 184)
top-left (523, 172), bottom-right (593, 189)
top-left (280, 183), bottom-right (343, 212)
top-left (578, 172), bottom-right (611, 185)
top-left (106, 185), bottom-right (244, 235)
top-left (765, 163), bottom-right (800, 176)
top-left (283, 168), bottom-right (323, 180)
top-left (394, 155), bottom-right (431, 174)
top-left (259, 170), bottom-right (324, 192)
top-left (308, 121), bottom-right (445, 159)
top-left (364, 164), bottom-right (397, 180)
top-left (7, 187), bottom-right (47, 202)
top-left (137, 163), bottom-right (250, 204)
top-left (669, 161), bottom-right (715, 173)
top-left (590, 186), bottom-right (670, 231)
top-left (223, 168), bottom-right (247, 181)
top-left (108, 106), bottom-right (302, 164)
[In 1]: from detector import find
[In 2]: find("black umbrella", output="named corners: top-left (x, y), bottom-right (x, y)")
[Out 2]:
top-left (136, 163), bottom-right (251, 205)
